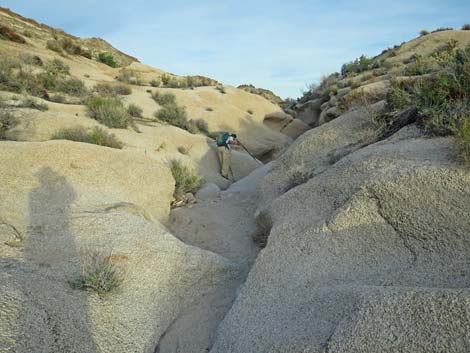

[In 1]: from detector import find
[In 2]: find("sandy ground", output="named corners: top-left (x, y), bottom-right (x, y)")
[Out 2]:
top-left (155, 164), bottom-right (271, 352)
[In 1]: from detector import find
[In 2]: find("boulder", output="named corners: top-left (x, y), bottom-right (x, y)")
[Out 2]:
top-left (295, 98), bottom-right (324, 127)
top-left (280, 118), bottom-right (310, 139)
top-left (318, 106), bottom-right (340, 125)
top-left (0, 141), bottom-right (240, 353)
top-left (210, 126), bottom-right (470, 353)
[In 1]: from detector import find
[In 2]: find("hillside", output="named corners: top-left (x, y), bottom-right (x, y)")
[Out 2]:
top-left (1, 8), bottom-right (470, 353)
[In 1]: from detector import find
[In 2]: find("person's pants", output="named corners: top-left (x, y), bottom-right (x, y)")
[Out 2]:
top-left (217, 146), bottom-right (231, 178)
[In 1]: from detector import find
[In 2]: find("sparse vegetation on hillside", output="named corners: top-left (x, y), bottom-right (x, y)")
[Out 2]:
top-left (86, 96), bottom-right (132, 128)
top-left (98, 52), bottom-right (118, 68)
top-left (0, 56), bottom-right (88, 98)
top-left (0, 25), bottom-right (26, 43)
top-left (127, 103), bottom-right (143, 118)
top-left (94, 82), bottom-right (132, 96)
top-left (216, 85), bottom-right (227, 94)
top-left (341, 55), bottom-right (380, 76)
top-left (169, 159), bottom-right (204, 203)
top-left (381, 44), bottom-right (470, 155)
top-left (152, 91), bottom-right (209, 134)
top-left (52, 126), bottom-right (123, 149)
top-left (151, 91), bottom-right (176, 106)
top-left (72, 250), bottom-right (123, 296)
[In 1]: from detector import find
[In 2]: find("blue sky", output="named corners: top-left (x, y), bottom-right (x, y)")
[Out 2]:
top-left (3, 0), bottom-right (469, 98)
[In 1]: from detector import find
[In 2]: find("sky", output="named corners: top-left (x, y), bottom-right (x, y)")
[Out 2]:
top-left (2, 0), bottom-right (470, 98)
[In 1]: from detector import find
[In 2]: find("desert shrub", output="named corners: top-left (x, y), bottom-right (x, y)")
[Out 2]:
top-left (205, 107), bottom-right (214, 111)
top-left (166, 79), bottom-right (180, 88)
top-left (151, 91), bottom-right (176, 106)
top-left (55, 77), bottom-right (88, 96)
top-left (154, 104), bottom-right (187, 126)
top-left (185, 119), bottom-right (199, 134)
top-left (127, 103), bottom-right (143, 118)
top-left (22, 30), bottom-right (33, 38)
top-left (385, 44), bottom-right (470, 136)
top-left (0, 25), bottom-right (26, 43)
top-left (49, 59), bottom-right (70, 74)
top-left (462, 24), bottom-right (470, 31)
top-left (150, 79), bottom-right (160, 87)
top-left (98, 52), bottom-right (117, 68)
top-left (432, 27), bottom-right (454, 33)
top-left (20, 53), bottom-right (43, 66)
top-left (169, 159), bottom-right (204, 201)
top-left (0, 110), bottom-right (17, 139)
top-left (420, 30), bottom-right (429, 36)
top-left (194, 118), bottom-right (209, 134)
top-left (116, 68), bottom-right (141, 85)
top-left (46, 40), bottom-right (62, 53)
top-left (247, 109), bottom-right (254, 115)
top-left (216, 85), bottom-right (226, 94)
top-left (60, 38), bottom-right (84, 55)
top-left (161, 74), bottom-right (170, 86)
top-left (339, 89), bottom-right (386, 113)
top-left (86, 96), bottom-right (132, 128)
top-left (52, 126), bottom-right (123, 149)
top-left (72, 250), bottom-right (123, 296)
top-left (341, 55), bottom-right (377, 76)
top-left (403, 55), bottom-right (435, 76)
top-left (94, 82), bottom-right (131, 96)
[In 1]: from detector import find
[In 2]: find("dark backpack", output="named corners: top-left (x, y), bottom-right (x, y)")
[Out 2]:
top-left (216, 132), bottom-right (230, 147)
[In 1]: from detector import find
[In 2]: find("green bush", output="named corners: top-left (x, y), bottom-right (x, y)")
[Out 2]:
top-left (55, 77), bottom-right (88, 96)
top-left (127, 103), bottom-right (143, 118)
top-left (194, 118), bottom-right (209, 134)
top-left (462, 24), bottom-right (470, 31)
top-left (98, 53), bottom-right (117, 68)
top-left (151, 91), bottom-right (176, 106)
top-left (216, 85), bottom-right (226, 94)
top-left (52, 126), bottom-right (123, 149)
top-left (169, 159), bottom-right (204, 201)
top-left (154, 103), bottom-right (187, 126)
top-left (94, 82), bottom-right (131, 96)
top-left (72, 250), bottom-right (123, 296)
top-left (46, 40), bottom-right (62, 53)
top-left (161, 74), bottom-right (170, 86)
top-left (384, 44), bottom-right (470, 136)
top-left (86, 96), bottom-right (132, 128)
top-left (150, 79), bottom-right (160, 87)
top-left (341, 55), bottom-right (377, 76)
top-left (0, 110), bottom-right (17, 140)
top-left (49, 59), bottom-right (70, 74)
top-left (420, 30), bottom-right (429, 36)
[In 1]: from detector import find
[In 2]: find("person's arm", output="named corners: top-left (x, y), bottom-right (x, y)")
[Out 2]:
top-left (228, 139), bottom-right (241, 146)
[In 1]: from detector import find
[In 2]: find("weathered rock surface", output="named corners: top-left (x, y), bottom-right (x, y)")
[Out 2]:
top-left (295, 98), bottom-right (324, 126)
top-left (211, 120), bottom-right (470, 352)
top-left (0, 141), bottom-right (241, 353)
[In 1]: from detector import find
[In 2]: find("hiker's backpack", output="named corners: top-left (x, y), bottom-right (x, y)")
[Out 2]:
top-left (216, 132), bottom-right (230, 147)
